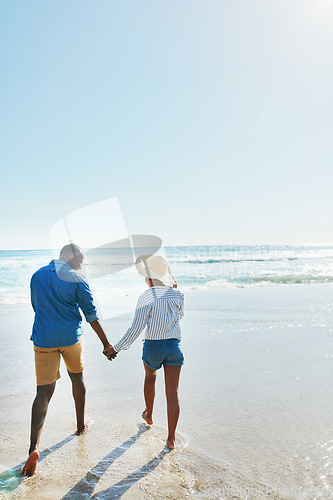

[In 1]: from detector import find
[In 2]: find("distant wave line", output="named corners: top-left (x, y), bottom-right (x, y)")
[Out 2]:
top-left (177, 257), bottom-right (299, 264)
top-left (247, 274), bottom-right (333, 285)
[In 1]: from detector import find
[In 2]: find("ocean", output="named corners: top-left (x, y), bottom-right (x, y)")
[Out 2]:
top-left (1, 244), bottom-right (333, 305)
top-left (1, 245), bottom-right (333, 499)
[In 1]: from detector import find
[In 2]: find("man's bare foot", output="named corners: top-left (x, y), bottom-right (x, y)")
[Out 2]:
top-left (75, 423), bottom-right (88, 435)
top-left (142, 409), bottom-right (153, 425)
top-left (22, 449), bottom-right (39, 477)
top-left (166, 438), bottom-right (175, 449)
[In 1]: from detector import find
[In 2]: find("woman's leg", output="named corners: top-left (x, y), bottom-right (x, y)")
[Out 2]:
top-left (163, 365), bottom-right (182, 449)
top-left (142, 362), bottom-right (157, 425)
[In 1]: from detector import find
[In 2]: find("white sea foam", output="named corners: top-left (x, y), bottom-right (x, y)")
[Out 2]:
top-left (248, 274), bottom-right (333, 286)
top-left (189, 279), bottom-right (240, 291)
top-left (0, 295), bottom-right (30, 305)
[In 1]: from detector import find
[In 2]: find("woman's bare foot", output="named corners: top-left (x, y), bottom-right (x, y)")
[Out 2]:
top-left (166, 437), bottom-right (175, 449)
top-left (142, 409), bottom-right (153, 425)
top-left (22, 449), bottom-right (39, 477)
top-left (75, 423), bottom-right (89, 435)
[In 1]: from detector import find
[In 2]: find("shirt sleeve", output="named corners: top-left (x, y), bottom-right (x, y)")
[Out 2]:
top-left (113, 296), bottom-right (151, 352)
top-left (76, 276), bottom-right (98, 323)
top-left (30, 276), bottom-right (36, 312)
top-left (179, 295), bottom-right (184, 319)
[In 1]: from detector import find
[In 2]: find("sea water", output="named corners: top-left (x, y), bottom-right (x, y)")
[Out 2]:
top-left (1, 244), bottom-right (333, 305)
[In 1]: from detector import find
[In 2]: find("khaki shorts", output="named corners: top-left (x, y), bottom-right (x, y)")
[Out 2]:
top-left (34, 337), bottom-right (84, 386)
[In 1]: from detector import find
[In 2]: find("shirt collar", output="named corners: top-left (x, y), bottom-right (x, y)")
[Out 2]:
top-left (50, 259), bottom-right (72, 270)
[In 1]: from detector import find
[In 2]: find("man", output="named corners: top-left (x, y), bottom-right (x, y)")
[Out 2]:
top-left (23, 243), bottom-right (115, 477)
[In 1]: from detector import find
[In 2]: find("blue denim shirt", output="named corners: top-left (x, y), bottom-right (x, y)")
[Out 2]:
top-left (30, 260), bottom-right (98, 348)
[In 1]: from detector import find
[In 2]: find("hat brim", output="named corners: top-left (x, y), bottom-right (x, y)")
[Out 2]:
top-left (135, 260), bottom-right (175, 285)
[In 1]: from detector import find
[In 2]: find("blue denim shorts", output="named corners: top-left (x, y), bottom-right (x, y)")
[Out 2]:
top-left (142, 339), bottom-right (184, 371)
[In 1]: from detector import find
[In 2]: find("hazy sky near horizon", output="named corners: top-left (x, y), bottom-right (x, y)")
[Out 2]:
top-left (1, 0), bottom-right (333, 249)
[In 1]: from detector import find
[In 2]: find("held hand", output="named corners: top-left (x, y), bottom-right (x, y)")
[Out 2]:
top-left (103, 344), bottom-right (117, 361)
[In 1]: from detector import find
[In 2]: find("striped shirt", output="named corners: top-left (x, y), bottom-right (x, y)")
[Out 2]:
top-left (113, 286), bottom-right (184, 352)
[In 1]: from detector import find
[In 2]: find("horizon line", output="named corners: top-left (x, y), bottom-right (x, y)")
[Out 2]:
top-left (1, 241), bottom-right (333, 252)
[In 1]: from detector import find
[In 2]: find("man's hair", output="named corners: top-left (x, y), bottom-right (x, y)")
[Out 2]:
top-left (59, 243), bottom-right (83, 262)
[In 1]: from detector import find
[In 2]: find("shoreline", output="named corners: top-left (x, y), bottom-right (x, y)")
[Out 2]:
top-left (1, 279), bottom-right (333, 306)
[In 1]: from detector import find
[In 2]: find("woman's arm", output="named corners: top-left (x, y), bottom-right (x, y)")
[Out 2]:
top-left (112, 298), bottom-right (151, 352)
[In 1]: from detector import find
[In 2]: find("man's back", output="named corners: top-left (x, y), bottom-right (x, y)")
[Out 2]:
top-left (31, 260), bottom-right (98, 348)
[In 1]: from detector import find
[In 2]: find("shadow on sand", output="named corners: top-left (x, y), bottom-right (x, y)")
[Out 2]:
top-left (62, 424), bottom-right (169, 499)
top-left (0, 434), bottom-right (75, 494)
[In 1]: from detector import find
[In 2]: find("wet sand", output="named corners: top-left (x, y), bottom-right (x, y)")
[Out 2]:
top-left (1, 285), bottom-right (333, 499)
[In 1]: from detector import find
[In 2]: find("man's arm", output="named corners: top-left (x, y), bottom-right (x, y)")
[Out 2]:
top-left (89, 319), bottom-right (116, 358)
top-left (75, 277), bottom-right (116, 360)
top-left (89, 319), bottom-right (110, 349)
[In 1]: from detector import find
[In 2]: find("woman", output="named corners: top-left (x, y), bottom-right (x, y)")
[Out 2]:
top-left (104, 254), bottom-right (184, 449)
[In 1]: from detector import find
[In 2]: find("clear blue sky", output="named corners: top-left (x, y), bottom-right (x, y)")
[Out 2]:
top-left (1, 0), bottom-right (332, 249)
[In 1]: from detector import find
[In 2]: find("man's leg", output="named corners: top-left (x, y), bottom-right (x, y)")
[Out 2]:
top-left (142, 362), bottom-right (157, 425)
top-left (163, 365), bottom-right (182, 449)
top-left (67, 371), bottom-right (87, 435)
top-left (61, 338), bottom-right (86, 434)
top-left (23, 382), bottom-right (56, 476)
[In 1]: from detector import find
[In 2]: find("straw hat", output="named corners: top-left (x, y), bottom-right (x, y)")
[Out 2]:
top-left (135, 254), bottom-right (176, 286)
